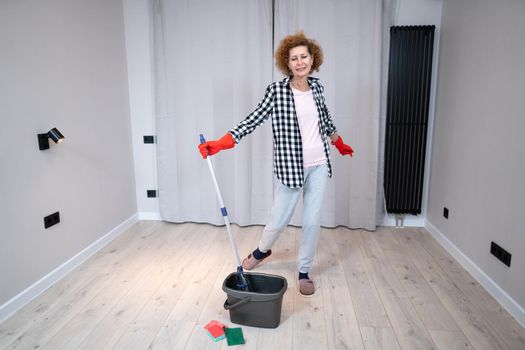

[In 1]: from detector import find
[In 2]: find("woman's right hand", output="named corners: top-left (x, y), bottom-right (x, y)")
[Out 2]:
top-left (198, 132), bottom-right (235, 159)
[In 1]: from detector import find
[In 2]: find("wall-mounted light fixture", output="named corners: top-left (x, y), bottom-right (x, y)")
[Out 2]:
top-left (38, 128), bottom-right (65, 150)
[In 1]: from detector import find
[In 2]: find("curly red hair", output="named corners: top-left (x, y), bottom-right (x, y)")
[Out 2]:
top-left (275, 31), bottom-right (324, 76)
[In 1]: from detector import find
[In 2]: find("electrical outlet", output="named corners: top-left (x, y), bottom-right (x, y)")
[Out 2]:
top-left (44, 211), bottom-right (60, 229)
top-left (143, 135), bottom-right (155, 144)
top-left (147, 190), bottom-right (157, 198)
top-left (443, 207), bottom-right (449, 219)
top-left (490, 241), bottom-right (511, 267)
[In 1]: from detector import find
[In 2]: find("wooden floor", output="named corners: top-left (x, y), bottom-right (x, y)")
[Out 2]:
top-left (0, 222), bottom-right (524, 350)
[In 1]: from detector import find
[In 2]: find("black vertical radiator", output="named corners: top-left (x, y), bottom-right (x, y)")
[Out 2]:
top-left (384, 25), bottom-right (435, 219)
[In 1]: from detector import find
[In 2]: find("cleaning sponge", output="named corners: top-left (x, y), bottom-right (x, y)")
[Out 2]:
top-left (204, 320), bottom-right (225, 341)
top-left (224, 327), bottom-right (245, 346)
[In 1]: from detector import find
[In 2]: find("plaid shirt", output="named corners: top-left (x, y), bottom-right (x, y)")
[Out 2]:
top-left (230, 77), bottom-right (337, 188)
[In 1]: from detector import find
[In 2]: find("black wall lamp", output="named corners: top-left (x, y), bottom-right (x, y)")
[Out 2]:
top-left (38, 128), bottom-right (65, 150)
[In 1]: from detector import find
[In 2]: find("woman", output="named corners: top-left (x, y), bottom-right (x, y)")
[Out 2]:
top-left (198, 32), bottom-right (353, 296)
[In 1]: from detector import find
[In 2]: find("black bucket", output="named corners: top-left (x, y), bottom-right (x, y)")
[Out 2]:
top-left (222, 272), bottom-right (287, 328)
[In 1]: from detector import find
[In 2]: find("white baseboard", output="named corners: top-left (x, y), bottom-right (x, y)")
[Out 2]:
top-left (382, 214), bottom-right (425, 227)
top-left (425, 220), bottom-right (525, 328)
top-left (138, 211), bottom-right (161, 220)
top-left (0, 214), bottom-right (139, 322)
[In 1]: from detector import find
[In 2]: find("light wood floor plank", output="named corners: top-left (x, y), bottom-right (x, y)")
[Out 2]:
top-left (318, 228), bottom-right (364, 350)
top-left (162, 226), bottom-right (231, 323)
top-left (292, 226), bottom-right (330, 350)
top-left (335, 229), bottom-right (391, 329)
top-left (0, 223), bottom-right (522, 350)
top-left (372, 229), bottom-right (467, 333)
top-left (73, 223), bottom-right (198, 350)
top-left (429, 330), bottom-right (473, 350)
top-left (112, 223), bottom-right (216, 350)
top-left (357, 231), bottom-right (436, 350)
top-left (360, 326), bottom-right (401, 350)
top-left (373, 228), bottom-right (473, 349)
top-left (148, 320), bottom-right (196, 350)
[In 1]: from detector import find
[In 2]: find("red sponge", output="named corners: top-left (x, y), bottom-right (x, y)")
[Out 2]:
top-left (204, 320), bottom-right (225, 340)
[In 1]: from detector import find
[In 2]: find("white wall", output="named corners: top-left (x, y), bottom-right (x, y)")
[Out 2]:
top-left (123, 0), bottom-right (159, 220)
top-left (427, 0), bottom-right (525, 317)
top-left (0, 0), bottom-right (137, 316)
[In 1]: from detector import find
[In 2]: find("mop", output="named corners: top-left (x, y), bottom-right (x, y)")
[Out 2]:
top-left (200, 134), bottom-right (251, 292)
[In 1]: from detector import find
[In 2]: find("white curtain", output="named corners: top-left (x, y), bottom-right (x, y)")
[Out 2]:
top-left (152, 0), bottom-right (274, 226)
top-left (153, 0), bottom-right (383, 230)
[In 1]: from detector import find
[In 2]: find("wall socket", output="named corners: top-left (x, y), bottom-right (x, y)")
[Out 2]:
top-left (44, 211), bottom-right (60, 229)
top-left (143, 135), bottom-right (156, 144)
top-left (490, 241), bottom-right (511, 267)
top-left (443, 207), bottom-right (449, 219)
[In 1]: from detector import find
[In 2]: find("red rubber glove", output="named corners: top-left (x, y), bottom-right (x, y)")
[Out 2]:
top-left (332, 136), bottom-right (354, 157)
top-left (198, 132), bottom-right (235, 159)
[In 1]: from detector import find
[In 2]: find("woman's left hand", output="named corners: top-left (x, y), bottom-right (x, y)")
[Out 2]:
top-left (332, 136), bottom-right (354, 157)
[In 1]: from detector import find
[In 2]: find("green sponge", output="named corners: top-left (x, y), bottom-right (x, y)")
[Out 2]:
top-left (224, 327), bottom-right (245, 346)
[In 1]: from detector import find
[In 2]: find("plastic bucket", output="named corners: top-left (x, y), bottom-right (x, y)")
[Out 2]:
top-left (222, 272), bottom-right (287, 328)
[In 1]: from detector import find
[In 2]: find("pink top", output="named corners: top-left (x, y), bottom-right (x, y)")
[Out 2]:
top-left (292, 87), bottom-right (327, 167)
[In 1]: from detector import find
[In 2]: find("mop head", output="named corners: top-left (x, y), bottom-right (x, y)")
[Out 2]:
top-left (236, 267), bottom-right (251, 292)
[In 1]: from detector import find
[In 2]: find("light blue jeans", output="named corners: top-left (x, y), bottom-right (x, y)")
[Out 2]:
top-left (258, 164), bottom-right (328, 274)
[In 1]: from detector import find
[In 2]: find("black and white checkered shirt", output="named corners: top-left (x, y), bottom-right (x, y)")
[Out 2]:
top-left (230, 77), bottom-right (337, 188)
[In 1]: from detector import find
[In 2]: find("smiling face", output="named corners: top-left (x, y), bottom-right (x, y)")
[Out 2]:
top-left (288, 45), bottom-right (313, 79)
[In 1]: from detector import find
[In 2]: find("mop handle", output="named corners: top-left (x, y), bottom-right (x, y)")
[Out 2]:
top-left (200, 134), bottom-right (243, 267)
